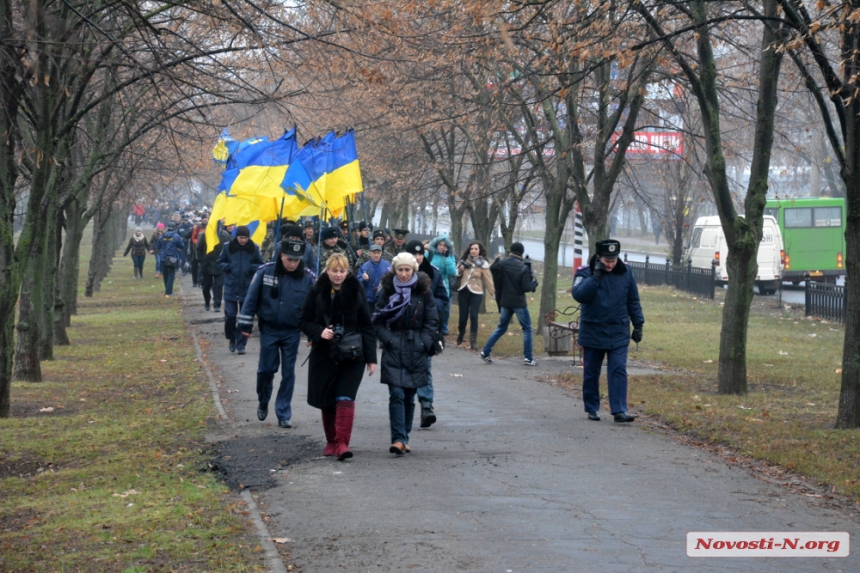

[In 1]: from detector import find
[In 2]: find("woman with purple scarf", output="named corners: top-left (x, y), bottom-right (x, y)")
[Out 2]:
top-left (373, 253), bottom-right (439, 455)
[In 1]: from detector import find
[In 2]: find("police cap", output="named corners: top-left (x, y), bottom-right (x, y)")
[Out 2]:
top-left (596, 239), bottom-right (621, 258)
top-left (281, 239), bottom-right (306, 259)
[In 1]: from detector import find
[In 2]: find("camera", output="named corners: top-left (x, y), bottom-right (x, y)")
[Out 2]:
top-left (332, 325), bottom-right (345, 342)
top-left (460, 259), bottom-right (472, 268)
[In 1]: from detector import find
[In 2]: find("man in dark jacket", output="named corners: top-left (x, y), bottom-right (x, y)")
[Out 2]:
top-left (196, 227), bottom-right (229, 311)
top-left (177, 215), bottom-right (195, 275)
top-left (405, 240), bottom-right (448, 428)
top-left (479, 242), bottom-right (539, 366)
top-left (155, 222), bottom-right (185, 297)
top-left (239, 239), bottom-right (316, 428)
top-left (572, 239), bottom-right (644, 423)
top-left (217, 225), bottom-right (263, 355)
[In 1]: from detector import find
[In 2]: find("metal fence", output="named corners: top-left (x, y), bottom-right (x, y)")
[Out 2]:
top-left (805, 280), bottom-right (846, 323)
top-left (623, 255), bottom-right (716, 299)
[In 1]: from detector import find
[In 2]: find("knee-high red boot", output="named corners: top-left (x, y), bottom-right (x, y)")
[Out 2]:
top-left (334, 400), bottom-right (355, 461)
top-left (322, 407), bottom-right (337, 457)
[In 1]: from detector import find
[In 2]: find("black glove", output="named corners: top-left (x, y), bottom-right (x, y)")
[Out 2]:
top-left (631, 326), bottom-right (643, 343)
top-left (593, 261), bottom-right (606, 279)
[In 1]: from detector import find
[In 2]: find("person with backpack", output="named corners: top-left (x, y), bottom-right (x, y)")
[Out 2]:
top-left (479, 242), bottom-right (539, 366)
top-left (154, 222), bottom-right (185, 297)
top-left (217, 225), bottom-right (263, 355)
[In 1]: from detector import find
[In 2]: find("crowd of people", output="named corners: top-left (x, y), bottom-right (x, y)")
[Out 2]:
top-left (127, 206), bottom-right (646, 458)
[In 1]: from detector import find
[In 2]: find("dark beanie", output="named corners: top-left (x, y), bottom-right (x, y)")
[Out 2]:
top-left (236, 225), bottom-right (251, 238)
top-left (510, 242), bottom-right (525, 256)
top-left (320, 227), bottom-right (338, 241)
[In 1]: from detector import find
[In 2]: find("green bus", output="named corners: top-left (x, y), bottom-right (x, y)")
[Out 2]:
top-left (764, 197), bottom-right (845, 283)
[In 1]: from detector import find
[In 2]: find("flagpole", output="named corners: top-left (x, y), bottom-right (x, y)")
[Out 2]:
top-left (273, 194), bottom-right (286, 262)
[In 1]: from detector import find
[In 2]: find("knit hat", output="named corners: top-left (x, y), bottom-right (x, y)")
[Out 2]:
top-left (510, 242), bottom-right (525, 256)
top-left (236, 225), bottom-right (251, 238)
top-left (320, 227), bottom-right (338, 241)
top-left (391, 252), bottom-right (418, 271)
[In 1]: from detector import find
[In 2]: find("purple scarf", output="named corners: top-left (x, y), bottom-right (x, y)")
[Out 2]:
top-left (372, 273), bottom-right (418, 325)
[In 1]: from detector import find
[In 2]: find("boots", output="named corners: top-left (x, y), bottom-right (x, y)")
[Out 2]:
top-left (321, 407), bottom-right (337, 456)
top-left (456, 332), bottom-right (464, 346)
top-left (334, 400), bottom-right (355, 460)
top-left (469, 333), bottom-right (478, 351)
top-left (420, 402), bottom-right (436, 428)
top-left (133, 268), bottom-right (140, 279)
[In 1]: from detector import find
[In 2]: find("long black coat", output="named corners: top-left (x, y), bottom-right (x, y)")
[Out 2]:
top-left (373, 271), bottom-right (438, 389)
top-left (299, 273), bottom-right (377, 409)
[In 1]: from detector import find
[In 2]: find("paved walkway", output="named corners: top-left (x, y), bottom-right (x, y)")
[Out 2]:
top-left (180, 275), bottom-right (857, 573)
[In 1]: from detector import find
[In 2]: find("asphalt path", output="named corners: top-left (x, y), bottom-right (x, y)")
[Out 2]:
top-left (181, 274), bottom-right (858, 573)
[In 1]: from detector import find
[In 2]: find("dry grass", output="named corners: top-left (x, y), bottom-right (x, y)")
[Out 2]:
top-left (0, 232), bottom-right (266, 573)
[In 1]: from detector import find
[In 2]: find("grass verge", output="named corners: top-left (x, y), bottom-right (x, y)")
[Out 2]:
top-left (448, 269), bottom-right (859, 504)
top-left (0, 234), bottom-right (266, 573)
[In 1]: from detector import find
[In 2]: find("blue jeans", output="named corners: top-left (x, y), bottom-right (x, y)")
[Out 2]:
top-left (388, 385), bottom-right (417, 444)
top-left (256, 328), bottom-right (301, 422)
top-left (162, 264), bottom-right (177, 295)
top-left (417, 357), bottom-right (433, 405)
top-left (481, 306), bottom-right (533, 361)
top-left (437, 298), bottom-right (451, 335)
top-left (154, 254), bottom-right (162, 274)
top-left (131, 254), bottom-right (145, 271)
top-left (581, 345), bottom-right (629, 415)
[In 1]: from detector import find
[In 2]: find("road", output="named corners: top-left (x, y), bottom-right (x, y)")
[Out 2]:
top-left (184, 275), bottom-right (858, 573)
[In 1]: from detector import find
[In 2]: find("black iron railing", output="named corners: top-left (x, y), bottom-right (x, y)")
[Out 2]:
top-left (623, 255), bottom-right (716, 299)
top-left (805, 279), bottom-right (846, 323)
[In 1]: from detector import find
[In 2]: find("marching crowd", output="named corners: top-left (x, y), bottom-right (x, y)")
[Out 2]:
top-left (126, 209), bottom-right (645, 458)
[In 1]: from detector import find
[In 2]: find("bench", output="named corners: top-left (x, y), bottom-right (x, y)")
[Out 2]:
top-left (543, 305), bottom-right (581, 365)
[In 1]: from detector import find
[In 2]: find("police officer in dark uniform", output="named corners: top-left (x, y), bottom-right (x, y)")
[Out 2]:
top-left (572, 239), bottom-right (644, 423)
top-left (239, 239), bottom-right (316, 428)
top-left (384, 228), bottom-right (409, 259)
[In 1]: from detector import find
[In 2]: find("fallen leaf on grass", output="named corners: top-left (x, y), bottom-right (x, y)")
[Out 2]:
top-left (809, 333), bottom-right (817, 338)
top-left (805, 403), bottom-right (816, 407)
top-left (113, 489), bottom-right (140, 498)
top-left (273, 538), bottom-right (292, 544)
top-left (778, 350), bottom-right (789, 356)
top-left (702, 360), bottom-right (713, 364)
top-left (39, 407), bottom-right (55, 413)
top-left (738, 405), bottom-right (752, 410)
top-left (835, 369), bottom-right (842, 374)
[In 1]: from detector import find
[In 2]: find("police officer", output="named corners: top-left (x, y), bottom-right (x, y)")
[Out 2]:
top-left (572, 239), bottom-right (644, 423)
top-left (404, 240), bottom-right (448, 428)
top-left (239, 239), bottom-right (315, 428)
top-left (384, 228), bottom-right (409, 259)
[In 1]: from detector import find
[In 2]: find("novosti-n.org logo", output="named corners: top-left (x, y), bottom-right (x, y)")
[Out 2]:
top-left (687, 532), bottom-right (849, 557)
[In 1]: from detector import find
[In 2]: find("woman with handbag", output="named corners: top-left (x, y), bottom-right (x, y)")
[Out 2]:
top-left (455, 241), bottom-right (495, 350)
top-left (373, 253), bottom-right (439, 455)
top-left (299, 254), bottom-right (377, 461)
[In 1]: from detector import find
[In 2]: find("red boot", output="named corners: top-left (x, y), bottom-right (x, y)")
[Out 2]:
top-left (322, 407), bottom-right (337, 457)
top-left (334, 400), bottom-right (355, 461)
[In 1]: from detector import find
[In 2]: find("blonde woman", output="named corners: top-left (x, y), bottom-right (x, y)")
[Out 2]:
top-left (299, 254), bottom-right (377, 460)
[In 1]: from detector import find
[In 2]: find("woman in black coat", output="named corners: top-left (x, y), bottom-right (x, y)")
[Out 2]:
top-left (299, 254), bottom-right (377, 460)
top-left (373, 253), bottom-right (438, 455)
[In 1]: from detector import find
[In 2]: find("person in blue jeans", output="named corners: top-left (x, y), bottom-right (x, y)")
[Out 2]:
top-left (572, 239), bottom-right (644, 423)
top-left (479, 242), bottom-right (539, 366)
top-left (155, 222), bottom-right (185, 297)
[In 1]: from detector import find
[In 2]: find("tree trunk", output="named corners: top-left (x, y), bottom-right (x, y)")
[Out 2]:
top-left (59, 199), bottom-right (86, 325)
top-left (13, 264), bottom-right (42, 382)
top-left (837, 195), bottom-right (860, 426)
top-left (538, 180), bottom-right (576, 328)
top-left (717, 243), bottom-right (757, 394)
top-left (39, 207), bottom-right (60, 360)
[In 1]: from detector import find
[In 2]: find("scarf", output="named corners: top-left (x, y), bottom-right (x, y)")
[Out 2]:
top-left (372, 272), bottom-right (418, 325)
top-left (468, 254), bottom-right (486, 267)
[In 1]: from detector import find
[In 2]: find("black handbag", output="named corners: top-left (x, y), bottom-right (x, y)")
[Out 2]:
top-left (333, 332), bottom-right (363, 362)
top-left (164, 255), bottom-right (179, 267)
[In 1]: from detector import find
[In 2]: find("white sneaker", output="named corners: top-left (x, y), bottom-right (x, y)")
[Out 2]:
top-left (523, 358), bottom-right (538, 366)
top-left (479, 352), bottom-right (492, 363)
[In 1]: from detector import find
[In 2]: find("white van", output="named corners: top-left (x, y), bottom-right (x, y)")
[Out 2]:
top-left (686, 215), bottom-right (784, 295)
